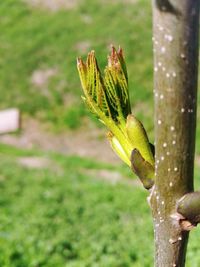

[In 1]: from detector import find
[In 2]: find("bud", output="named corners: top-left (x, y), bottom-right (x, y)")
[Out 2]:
top-left (77, 47), bottom-right (154, 186)
top-left (126, 114), bottom-right (154, 166)
top-left (77, 46), bottom-right (133, 161)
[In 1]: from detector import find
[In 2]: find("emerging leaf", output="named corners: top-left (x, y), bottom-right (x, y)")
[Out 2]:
top-left (77, 46), bottom-right (155, 187)
top-left (77, 47), bottom-right (131, 126)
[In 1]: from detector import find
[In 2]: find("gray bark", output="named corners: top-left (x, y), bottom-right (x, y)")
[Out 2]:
top-left (151, 0), bottom-right (200, 266)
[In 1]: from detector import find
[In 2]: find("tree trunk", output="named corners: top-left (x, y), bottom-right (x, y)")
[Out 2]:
top-left (151, 0), bottom-right (200, 266)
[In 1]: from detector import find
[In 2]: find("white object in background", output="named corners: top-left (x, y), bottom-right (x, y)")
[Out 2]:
top-left (0, 108), bottom-right (20, 134)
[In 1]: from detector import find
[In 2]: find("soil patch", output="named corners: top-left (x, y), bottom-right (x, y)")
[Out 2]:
top-left (18, 156), bottom-right (52, 169)
top-left (24, 0), bottom-right (79, 11)
top-left (0, 117), bottom-right (120, 165)
top-left (85, 169), bottom-right (141, 187)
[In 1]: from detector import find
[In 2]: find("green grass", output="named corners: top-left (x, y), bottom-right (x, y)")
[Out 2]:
top-left (0, 144), bottom-right (153, 267)
top-left (0, 143), bottom-right (200, 266)
top-left (0, 0), bottom-right (153, 130)
top-left (1, 0), bottom-right (200, 148)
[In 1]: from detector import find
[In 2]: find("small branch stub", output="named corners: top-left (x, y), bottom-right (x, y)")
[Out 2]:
top-left (177, 192), bottom-right (200, 227)
top-left (152, 0), bottom-right (200, 266)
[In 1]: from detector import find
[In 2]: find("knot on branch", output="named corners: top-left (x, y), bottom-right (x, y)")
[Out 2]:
top-left (155, 0), bottom-right (181, 16)
top-left (176, 192), bottom-right (200, 230)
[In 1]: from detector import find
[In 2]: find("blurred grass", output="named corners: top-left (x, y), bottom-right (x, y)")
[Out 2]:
top-left (1, 0), bottom-right (200, 148)
top-left (0, 143), bottom-right (200, 266)
top-left (0, 143), bottom-right (153, 267)
top-left (0, 0), bottom-right (153, 131)
top-left (2, 0), bottom-right (199, 149)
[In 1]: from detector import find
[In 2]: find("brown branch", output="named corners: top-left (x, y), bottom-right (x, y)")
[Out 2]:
top-left (151, 0), bottom-right (200, 266)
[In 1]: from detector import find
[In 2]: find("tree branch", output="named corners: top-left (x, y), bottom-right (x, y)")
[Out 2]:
top-left (151, 0), bottom-right (200, 266)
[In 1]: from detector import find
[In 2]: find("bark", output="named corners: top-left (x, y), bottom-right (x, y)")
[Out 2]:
top-left (151, 0), bottom-right (200, 266)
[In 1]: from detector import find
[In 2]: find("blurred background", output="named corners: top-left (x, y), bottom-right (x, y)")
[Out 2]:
top-left (0, 0), bottom-right (200, 266)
